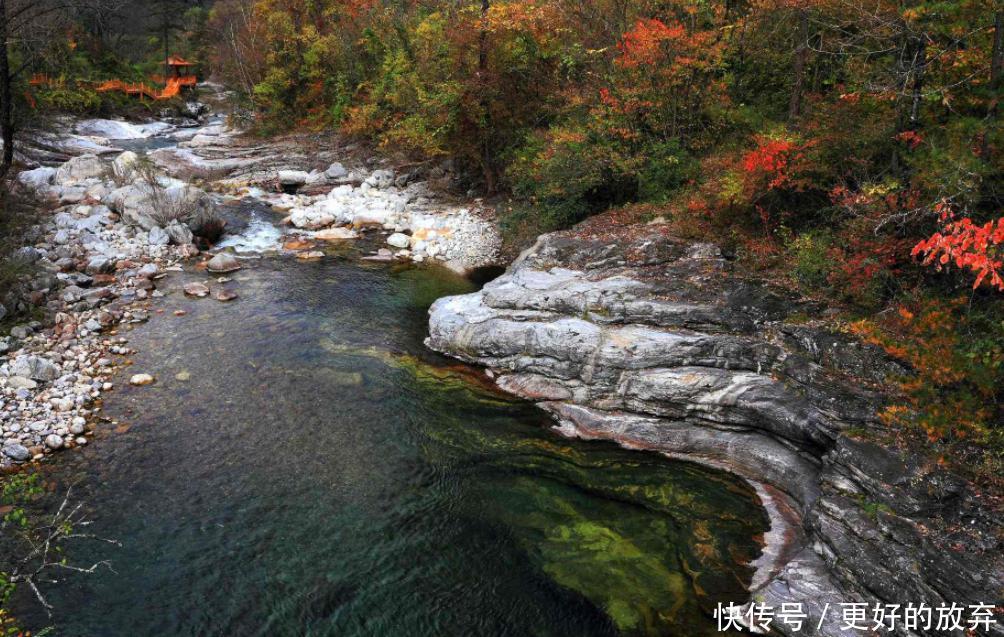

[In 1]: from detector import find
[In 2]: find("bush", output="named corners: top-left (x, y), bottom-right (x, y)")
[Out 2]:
top-left (505, 128), bottom-right (638, 242)
top-left (0, 189), bottom-right (41, 324)
top-left (133, 158), bottom-right (221, 233)
top-left (852, 297), bottom-right (1004, 484)
top-left (788, 231), bottom-right (833, 289)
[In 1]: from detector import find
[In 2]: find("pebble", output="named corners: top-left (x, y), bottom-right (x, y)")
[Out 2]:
top-left (129, 373), bottom-right (155, 386)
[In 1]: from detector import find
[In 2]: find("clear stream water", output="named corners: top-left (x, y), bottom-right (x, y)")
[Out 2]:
top-left (18, 129), bottom-right (769, 636)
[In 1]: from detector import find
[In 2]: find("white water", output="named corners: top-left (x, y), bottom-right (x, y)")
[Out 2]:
top-left (215, 209), bottom-right (284, 254)
top-left (75, 119), bottom-right (172, 140)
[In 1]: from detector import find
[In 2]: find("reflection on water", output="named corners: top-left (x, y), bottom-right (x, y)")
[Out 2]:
top-left (18, 257), bottom-right (767, 636)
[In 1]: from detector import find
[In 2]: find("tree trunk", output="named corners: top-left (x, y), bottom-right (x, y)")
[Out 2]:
top-left (0, 0), bottom-right (14, 182)
top-left (992, 11), bottom-right (1003, 89)
top-left (163, 10), bottom-right (170, 81)
top-left (908, 37), bottom-right (926, 129)
top-left (478, 0), bottom-right (495, 194)
top-left (788, 8), bottom-right (809, 122)
top-left (982, 11), bottom-right (1003, 160)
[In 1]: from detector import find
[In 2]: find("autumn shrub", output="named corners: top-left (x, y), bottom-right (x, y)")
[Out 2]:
top-left (852, 297), bottom-right (1004, 482)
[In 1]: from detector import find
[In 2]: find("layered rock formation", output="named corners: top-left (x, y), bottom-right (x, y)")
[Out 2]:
top-left (427, 220), bottom-right (1004, 636)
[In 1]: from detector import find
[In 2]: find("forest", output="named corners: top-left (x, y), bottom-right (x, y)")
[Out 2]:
top-left (5, 0), bottom-right (1004, 482)
top-left (200, 0), bottom-right (1004, 477)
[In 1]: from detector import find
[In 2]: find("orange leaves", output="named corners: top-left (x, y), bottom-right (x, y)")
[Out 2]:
top-left (615, 18), bottom-right (686, 69)
top-left (912, 204), bottom-right (1004, 291)
top-left (852, 296), bottom-right (1000, 446)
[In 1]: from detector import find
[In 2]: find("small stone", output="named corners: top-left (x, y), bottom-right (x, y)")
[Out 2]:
top-left (297, 251), bottom-right (325, 260)
top-left (387, 233), bottom-right (411, 249)
top-left (175, 370), bottom-right (191, 382)
top-left (6, 376), bottom-right (38, 390)
top-left (213, 289), bottom-right (238, 302)
top-left (206, 253), bottom-right (241, 273)
top-left (45, 434), bottom-right (64, 450)
top-left (183, 282), bottom-right (210, 297)
top-left (137, 263), bottom-right (159, 279)
top-left (314, 227), bottom-right (358, 241)
top-left (2, 443), bottom-right (31, 461)
top-left (148, 226), bottom-right (170, 246)
top-left (129, 373), bottom-right (155, 386)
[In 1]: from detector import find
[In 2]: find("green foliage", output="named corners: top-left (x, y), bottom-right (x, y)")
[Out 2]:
top-left (787, 230), bottom-right (834, 289)
top-left (0, 473), bottom-right (43, 636)
top-left (507, 127), bottom-right (638, 236)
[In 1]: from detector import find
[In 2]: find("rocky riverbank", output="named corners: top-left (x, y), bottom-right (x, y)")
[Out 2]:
top-left (426, 218), bottom-right (1004, 636)
top-left (3, 101), bottom-right (501, 470)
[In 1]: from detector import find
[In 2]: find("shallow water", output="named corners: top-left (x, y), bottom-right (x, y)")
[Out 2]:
top-left (18, 249), bottom-right (768, 636)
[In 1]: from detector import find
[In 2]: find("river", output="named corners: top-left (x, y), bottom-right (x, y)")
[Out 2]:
top-left (15, 120), bottom-right (768, 637)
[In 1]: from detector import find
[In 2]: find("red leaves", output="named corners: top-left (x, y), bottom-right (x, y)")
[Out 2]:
top-left (912, 205), bottom-right (1004, 291)
top-left (895, 129), bottom-right (924, 149)
top-left (740, 136), bottom-right (812, 190)
top-left (615, 18), bottom-right (686, 69)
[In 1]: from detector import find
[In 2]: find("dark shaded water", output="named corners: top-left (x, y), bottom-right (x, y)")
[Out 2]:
top-left (19, 251), bottom-right (767, 636)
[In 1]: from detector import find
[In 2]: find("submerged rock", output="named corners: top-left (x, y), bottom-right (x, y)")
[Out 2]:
top-left (183, 282), bottom-right (210, 297)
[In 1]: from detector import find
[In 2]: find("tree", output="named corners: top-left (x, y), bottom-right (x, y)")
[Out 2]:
top-left (148, 0), bottom-right (190, 79)
top-left (0, 0), bottom-right (70, 179)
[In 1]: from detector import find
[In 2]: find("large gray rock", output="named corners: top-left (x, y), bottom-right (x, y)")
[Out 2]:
top-left (426, 224), bottom-right (1004, 637)
top-left (165, 221), bottom-right (194, 245)
top-left (18, 166), bottom-right (56, 189)
top-left (55, 154), bottom-right (106, 185)
top-left (148, 226), bottom-right (170, 246)
top-left (107, 183), bottom-right (215, 232)
top-left (325, 162), bottom-right (347, 179)
top-left (277, 169), bottom-right (309, 186)
top-left (85, 255), bottom-right (115, 274)
top-left (105, 184), bottom-right (158, 230)
top-left (112, 150), bottom-right (139, 181)
top-left (10, 354), bottom-right (60, 381)
top-left (364, 169), bottom-right (394, 189)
